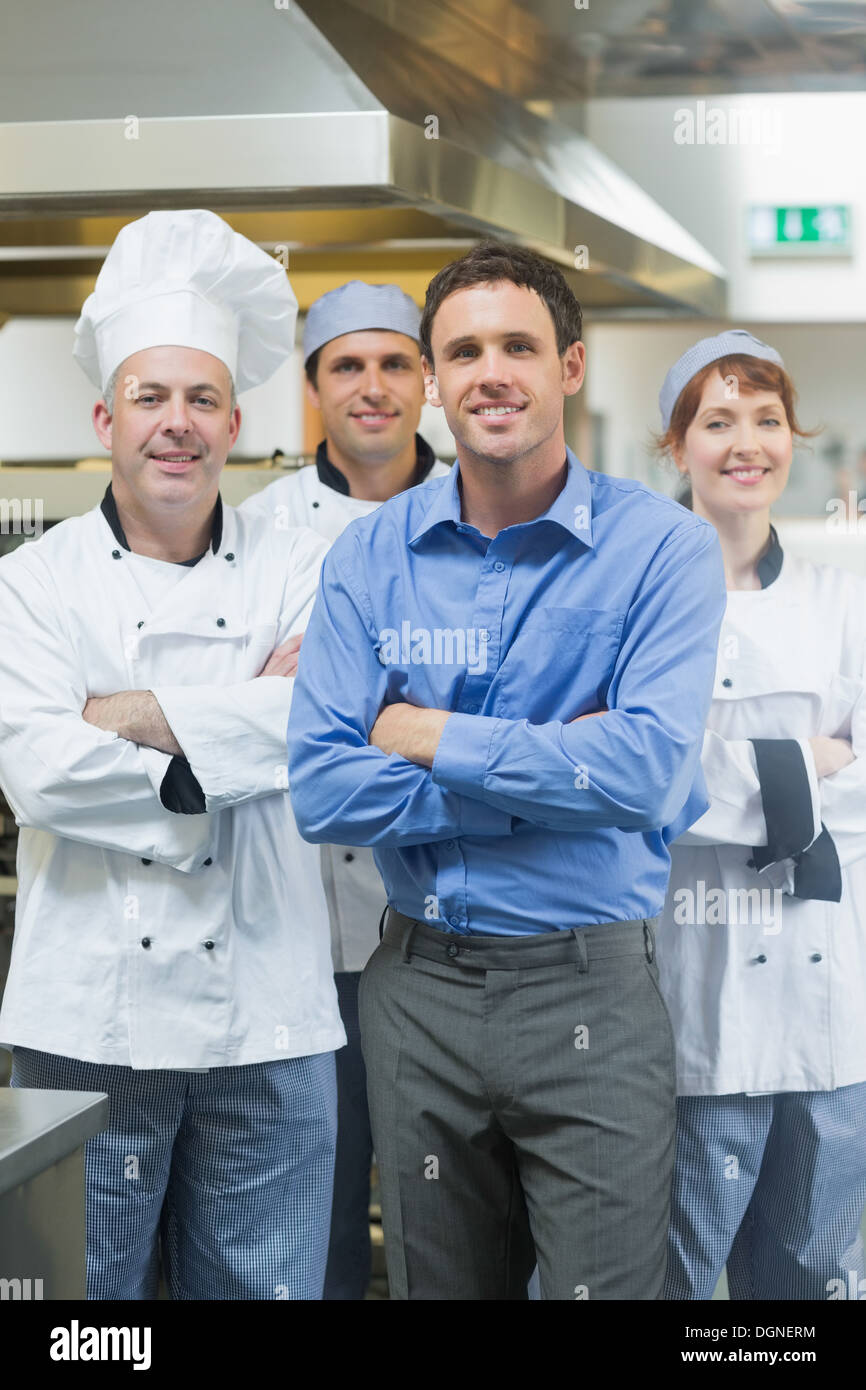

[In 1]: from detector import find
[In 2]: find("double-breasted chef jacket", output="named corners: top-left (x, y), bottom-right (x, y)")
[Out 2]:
top-left (0, 488), bottom-right (346, 1069)
top-left (241, 436), bottom-right (451, 972)
top-left (657, 531), bottom-right (866, 1096)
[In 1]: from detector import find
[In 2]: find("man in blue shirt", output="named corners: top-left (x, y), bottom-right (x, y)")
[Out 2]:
top-left (287, 242), bottom-right (726, 1300)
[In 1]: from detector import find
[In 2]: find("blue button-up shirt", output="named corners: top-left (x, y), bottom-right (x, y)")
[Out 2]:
top-left (287, 449), bottom-right (726, 935)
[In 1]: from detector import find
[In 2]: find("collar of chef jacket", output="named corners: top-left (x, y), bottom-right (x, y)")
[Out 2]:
top-left (101, 482), bottom-right (223, 564)
top-left (757, 524), bottom-right (783, 589)
top-left (314, 432), bottom-right (437, 497)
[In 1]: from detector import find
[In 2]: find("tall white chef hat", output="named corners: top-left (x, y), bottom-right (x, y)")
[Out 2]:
top-left (73, 209), bottom-right (298, 395)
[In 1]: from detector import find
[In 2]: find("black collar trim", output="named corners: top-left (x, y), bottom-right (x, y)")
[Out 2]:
top-left (315, 433), bottom-right (437, 497)
top-left (757, 524), bottom-right (783, 589)
top-left (100, 483), bottom-right (223, 566)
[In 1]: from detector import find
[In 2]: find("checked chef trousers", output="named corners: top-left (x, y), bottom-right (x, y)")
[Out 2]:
top-left (664, 1086), bottom-right (866, 1300)
top-left (11, 1046), bottom-right (337, 1300)
top-left (359, 909), bottom-right (677, 1301)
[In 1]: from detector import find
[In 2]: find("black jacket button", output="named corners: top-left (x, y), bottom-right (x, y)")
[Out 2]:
top-left (746, 858), bottom-right (755, 868)
top-left (141, 937), bottom-right (151, 949)
top-left (811, 952), bottom-right (822, 963)
top-left (312, 501), bottom-right (320, 509)
top-left (224, 552), bottom-right (235, 562)
top-left (216, 617), bottom-right (226, 627)
top-left (754, 953), bottom-right (767, 964)
top-left (203, 940), bottom-right (215, 950)
top-left (141, 858), bottom-right (151, 865)
top-left (203, 857), bottom-right (213, 867)
top-left (112, 549), bottom-right (122, 559)
top-left (344, 852), bottom-right (355, 862)
top-left (722, 677), bottom-right (733, 688)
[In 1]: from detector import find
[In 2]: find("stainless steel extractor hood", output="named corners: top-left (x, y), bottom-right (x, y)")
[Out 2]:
top-left (0, 0), bottom-right (725, 316)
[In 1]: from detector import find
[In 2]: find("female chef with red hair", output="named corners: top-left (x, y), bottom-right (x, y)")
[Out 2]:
top-left (654, 330), bottom-right (866, 1301)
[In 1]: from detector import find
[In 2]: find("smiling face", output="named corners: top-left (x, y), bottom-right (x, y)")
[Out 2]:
top-left (423, 280), bottom-right (584, 468)
top-left (308, 329), bottom-right (425, 467)
top-left (93, 344), bottom-right (239, 514)
top-left (675, 369), bottom-right (793, 521)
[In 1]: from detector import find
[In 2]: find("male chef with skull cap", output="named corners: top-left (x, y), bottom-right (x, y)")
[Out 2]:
top-left (0, 209), bottom-right (345, 1301)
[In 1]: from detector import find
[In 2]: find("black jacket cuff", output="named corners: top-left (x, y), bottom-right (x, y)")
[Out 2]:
top-left (160, 756), bottom-right (207, 815)
top-left (750, 738), bottom-right (816, 869)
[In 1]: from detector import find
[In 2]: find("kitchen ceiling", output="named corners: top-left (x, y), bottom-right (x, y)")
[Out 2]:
top-left (1, 1), bottom-right (863, 323)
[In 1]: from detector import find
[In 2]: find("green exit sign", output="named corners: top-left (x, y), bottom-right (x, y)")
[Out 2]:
top-left (748, 205), bottom-right (851, 257)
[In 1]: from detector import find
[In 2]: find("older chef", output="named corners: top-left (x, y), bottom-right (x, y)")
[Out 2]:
top-left (653, 330), bottom-right (866, 1300)
top-left (0, 209), bottom-right (345, 1300)
top-left (241, 281), bottom-right (449, 1300)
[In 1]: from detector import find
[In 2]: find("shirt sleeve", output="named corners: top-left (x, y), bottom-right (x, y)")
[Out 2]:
top-left (0, 557), bottom-right (213, 871)
top-left (432, 522), bottom-right (726, 831)
top-left (286, 540), bottom-right (512, 847)
top-left (149, 527), bottom-right (328, 814)
top-left (813, 672), bottom-right (866, 871)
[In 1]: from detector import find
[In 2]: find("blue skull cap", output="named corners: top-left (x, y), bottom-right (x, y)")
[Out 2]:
top-left (659, 329), bottom-right (784, 430)
top-left (303, 280), bottom-right (421, 363)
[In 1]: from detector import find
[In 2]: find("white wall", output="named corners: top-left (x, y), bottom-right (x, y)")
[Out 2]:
top-left (587, 93), bottom-right (866, 323)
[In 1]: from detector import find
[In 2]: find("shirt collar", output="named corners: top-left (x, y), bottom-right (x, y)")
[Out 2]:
top-left (408, 446), bottom-right (594, 548)
top-left (757, 524), bottom-right (783, 589)
top-left (315, 433), bottom-right (438, 497)
top-left (100, 482), bottom-right (223, 564)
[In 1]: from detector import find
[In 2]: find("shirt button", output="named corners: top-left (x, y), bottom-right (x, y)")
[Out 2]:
top-left (493, 561), bottom-right (505, 572)
top-left (344, 852), bottom-right (355, 862)
top-left (479, 629), bottom-right (489, 641)
top-left (449, 915), bottom-right (460, 927)
top-left (137, 620), bottom-right (145, 629)
top-left (445, 840), bottom-right (455, 850)
top-left (312, 500), bottom-right (320, 509)
top-left (447, 943), bottom-right (459, 957)
top-left (203, 940), bottom-right (215, 950)
top-left (203, 858), bottom-right (213, 867)
top-left (111, 549), bottom-right (122, 560)
top-left (753, 953), bottom-right (767, 964)
top-left (465, 704), bottom-right (478, 714)
top-left (141, 858), bottom-right (151, 865)
top-left (141, 937), bottom-right (151, 949)
top-left (224, 552), bottom-right (235, 562)
top-left (216, 617), bottom-right (226, 628)
top-left (810, 952), bottom-right (823, 963)
top-left (722, 677), bottom-right (733, 688)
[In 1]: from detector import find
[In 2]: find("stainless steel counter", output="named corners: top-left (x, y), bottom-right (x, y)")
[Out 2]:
top-left (0, 1087), bottom-right (108, 1300)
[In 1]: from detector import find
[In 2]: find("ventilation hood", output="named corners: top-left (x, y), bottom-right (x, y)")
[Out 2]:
top-left (0, 0), bottom-right (725, 317)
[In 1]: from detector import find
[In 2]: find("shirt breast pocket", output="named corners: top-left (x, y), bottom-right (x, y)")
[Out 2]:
top-left (493, 605), bottom-right (625, 721)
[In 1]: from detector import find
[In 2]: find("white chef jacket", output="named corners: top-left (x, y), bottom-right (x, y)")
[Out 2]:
top-left (0, 494), bottom-right (346, 1069)
top-left (241, 442), bottom-right (451, 972)
top-left (656, 540), bottom-right (866, 1096)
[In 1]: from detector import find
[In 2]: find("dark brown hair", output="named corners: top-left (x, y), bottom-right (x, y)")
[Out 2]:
top-left (419, 240), bottom-right (583, 363)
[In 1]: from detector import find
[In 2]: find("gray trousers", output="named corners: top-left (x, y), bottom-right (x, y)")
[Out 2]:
top-left (358, 910), bottom-right (676, 1301)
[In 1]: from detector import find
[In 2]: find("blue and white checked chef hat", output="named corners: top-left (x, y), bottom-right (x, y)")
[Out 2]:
top-left (73, 209), bottom-right (297, 394)
top-left (659, 329), bottom-right (784, 430)
top-left (303, 280), bottom-right (421, 363)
